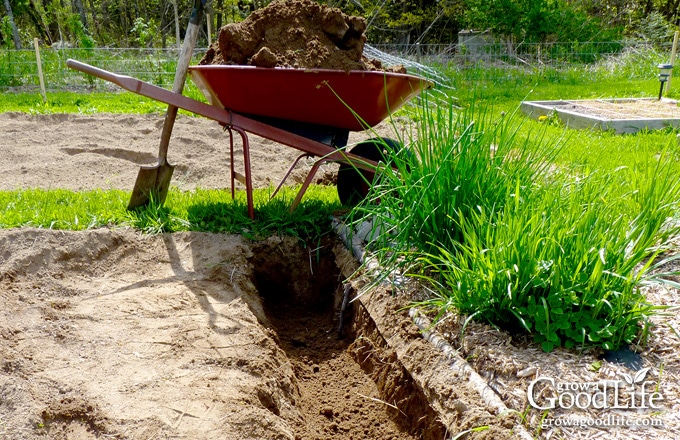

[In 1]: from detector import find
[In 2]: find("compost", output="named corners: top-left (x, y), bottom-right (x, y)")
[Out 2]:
top-left (200, 0), bottom-right (405, 72)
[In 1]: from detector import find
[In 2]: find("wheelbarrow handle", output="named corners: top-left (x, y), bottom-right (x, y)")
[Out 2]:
top-left (66, 59), bottom-right (379, 171)
top-left (67, 59), bottom-right (138, 92)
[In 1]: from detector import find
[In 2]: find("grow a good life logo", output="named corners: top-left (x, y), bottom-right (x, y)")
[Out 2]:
top-left (527, 367), bottom-right (666, 429)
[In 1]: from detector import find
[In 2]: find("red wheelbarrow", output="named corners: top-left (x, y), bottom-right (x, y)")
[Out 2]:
top-left (66, 59), bottom-right (431, 218)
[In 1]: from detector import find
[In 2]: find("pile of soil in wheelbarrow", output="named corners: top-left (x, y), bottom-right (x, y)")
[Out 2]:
top-left (200, 0), bottom-right (404, 72)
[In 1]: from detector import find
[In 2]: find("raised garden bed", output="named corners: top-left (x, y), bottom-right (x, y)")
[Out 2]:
top-left (521, 98), bottom-right (680, 133)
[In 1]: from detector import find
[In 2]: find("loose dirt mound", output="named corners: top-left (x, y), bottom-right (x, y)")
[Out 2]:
top-left (201, 0), bottom-right (404, 72)
top-left (0, 229), bottom-right (424, 439)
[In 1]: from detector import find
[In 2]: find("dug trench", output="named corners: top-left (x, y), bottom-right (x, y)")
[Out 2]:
top-left (249, 237), bottom-right (445, 440)
top-left (0, 229), bottom-right (517, 439)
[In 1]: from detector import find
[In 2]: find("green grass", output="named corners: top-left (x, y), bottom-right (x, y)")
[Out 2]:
top-left (0, 186), bottom-right (341, 241)
top-left (442, 46), bottom-right (680, 111)
top-left (351, 92), bottom-right (680, 352)
top-left (432, 60), bottom-right (680, 177)
top-left (0, 188), bottom-right (129, 229)
top-left (0, 86), bottom-right (208, 115)
top-left (0, 91), bottom-right (168, 114)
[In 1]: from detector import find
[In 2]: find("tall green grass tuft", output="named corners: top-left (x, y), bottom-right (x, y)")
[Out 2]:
top-left (356, 97), bottom-right (560, 261)
top-left (353, 98), bottom-right (680, 352)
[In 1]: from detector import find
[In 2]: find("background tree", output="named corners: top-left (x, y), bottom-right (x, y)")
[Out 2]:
top-left (2, 0), bottom-right (22, 48)
top-left (0, 0), bottom-right (677, 49)
top-left (461, 0), bottom-right (624, 44)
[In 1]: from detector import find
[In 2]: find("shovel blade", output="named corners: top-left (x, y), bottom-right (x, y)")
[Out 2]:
top-left (127, 163), bottom-right (175, 210)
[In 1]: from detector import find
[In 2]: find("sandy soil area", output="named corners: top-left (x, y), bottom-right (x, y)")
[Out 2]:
top-left (0, 112), bottom-right (512, 439)
top-left (0, 112), bottom-right (354, 192)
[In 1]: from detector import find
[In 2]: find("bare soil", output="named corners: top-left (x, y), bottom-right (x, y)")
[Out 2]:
top-left (0, 112), bottom-right (372, 192)
top-left (0, 112), bottom-right (514, 439)
top-left (0, 228), bottom-right (425, 439)
top-left (201, 0), bottom-right (404, 73)
top-left (545, 98), bottom-right (680, 120)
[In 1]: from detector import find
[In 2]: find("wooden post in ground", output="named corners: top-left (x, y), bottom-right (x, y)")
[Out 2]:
top-left (207, 12), bottom-right (212, 46)
top-left (667, 30), bottom-right (679, 94)
top-left (173, 0), bottom-right (181, 51)
top-left (33, 38), bottom-right (47, 103)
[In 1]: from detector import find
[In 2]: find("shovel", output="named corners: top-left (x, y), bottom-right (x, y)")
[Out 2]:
top-left (127, 0), bottom-right (205, 210)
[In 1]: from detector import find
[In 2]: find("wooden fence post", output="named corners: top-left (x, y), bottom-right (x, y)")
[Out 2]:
top-left (33, 38), bottom-right (47, 103)
top-left (667, 30), bottom-right (679, 94)
top-left (207, 12), bottom-right (212, 46)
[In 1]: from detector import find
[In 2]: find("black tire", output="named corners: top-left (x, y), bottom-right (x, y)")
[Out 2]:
top-left (337, 137), bottom-right (403, 207)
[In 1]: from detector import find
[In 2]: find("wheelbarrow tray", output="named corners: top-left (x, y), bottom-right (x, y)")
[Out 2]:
top-left (189, 65), bottom-right (430, 131)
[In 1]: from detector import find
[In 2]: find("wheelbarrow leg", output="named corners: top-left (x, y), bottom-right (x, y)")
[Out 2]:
top-left (224, 125), bottom-right (255, 219)
top-left (271, 153), bottom-right (314, 200)
top-left (290, 158), bottom-right (333, 212)
top-left (225, 127), bottom-right (236, 201)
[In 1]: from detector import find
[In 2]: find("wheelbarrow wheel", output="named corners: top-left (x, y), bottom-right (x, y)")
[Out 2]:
top-left (337, 137), bottom-right (403, 207)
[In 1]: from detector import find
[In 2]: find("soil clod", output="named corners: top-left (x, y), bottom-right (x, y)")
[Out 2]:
top-left (201, 0), bottom-right (405, 72)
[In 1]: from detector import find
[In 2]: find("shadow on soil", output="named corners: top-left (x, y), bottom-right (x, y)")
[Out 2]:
top-left (249, 237), bottom-right (447, 440)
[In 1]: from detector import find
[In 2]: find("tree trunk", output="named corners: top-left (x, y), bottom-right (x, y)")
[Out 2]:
top-left (71, 0), bottom-right (88, 29)
top-left (87, 0), bottom-right (99, 42)
top-left (26, 0), bottom-right (52, 43)
top-left (215, 0), bottom-right (222, 29)
top-left (159, 0), bottom-right (169, 48)
top-left (3, 0), bottom-right (22, 49)
top-left (173, 0), bottom-right (180, 50)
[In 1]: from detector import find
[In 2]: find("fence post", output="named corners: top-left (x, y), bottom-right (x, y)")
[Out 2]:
top-left (33, 38), bottom-right (47, 103)
top-left (207, 12), bottom-right (212, 46)
top-left (667, 30), bottom-right (679, 94)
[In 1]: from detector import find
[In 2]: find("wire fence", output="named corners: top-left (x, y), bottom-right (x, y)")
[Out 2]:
top-left (0, 41), bottom-right (676, 93)
top-left (372, 41), bottom-right (632, 65)
top-left (0, 47), bottom-right (207, 93)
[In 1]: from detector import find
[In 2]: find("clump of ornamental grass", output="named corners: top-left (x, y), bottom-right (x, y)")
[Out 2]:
top-left (350, 97), bottom-right (680, 352)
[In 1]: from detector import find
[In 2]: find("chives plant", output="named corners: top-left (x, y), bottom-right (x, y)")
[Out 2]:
top-left (352, 97), bottom-right (680, 352)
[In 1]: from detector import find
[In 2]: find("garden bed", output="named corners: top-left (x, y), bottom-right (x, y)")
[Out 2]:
top-left (521, 98), bottom-right (680, 133)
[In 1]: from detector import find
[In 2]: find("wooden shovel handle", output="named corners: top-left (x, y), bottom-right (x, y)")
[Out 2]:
top-left (158, 0), bottom-right (205, 163)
